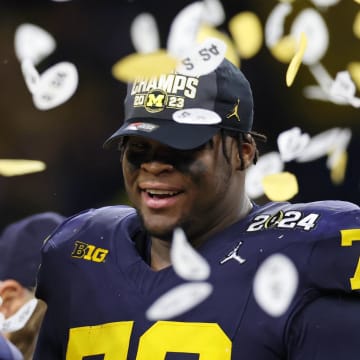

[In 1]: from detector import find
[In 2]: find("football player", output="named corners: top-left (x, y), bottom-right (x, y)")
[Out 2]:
top-left (34, 58), bottom-right (360, 359)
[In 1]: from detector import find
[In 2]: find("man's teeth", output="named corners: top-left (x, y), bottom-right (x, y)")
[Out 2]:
top-left (146, 189), bottom-right (178, 196)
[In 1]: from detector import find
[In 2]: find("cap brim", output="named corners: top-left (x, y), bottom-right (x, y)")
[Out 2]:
top-left (103, 118), bottom-right (220, 150)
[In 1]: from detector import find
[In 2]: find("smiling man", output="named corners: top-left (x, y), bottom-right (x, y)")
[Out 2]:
top-left (34, 58), bottom-right (360, 359)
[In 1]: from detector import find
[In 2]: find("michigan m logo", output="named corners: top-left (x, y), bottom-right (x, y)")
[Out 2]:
top-left (145, 89), bottom-right (168, 113)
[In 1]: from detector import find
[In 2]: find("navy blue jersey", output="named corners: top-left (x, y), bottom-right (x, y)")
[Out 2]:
top-left (0, 336), bottom-right (23, 360)
top-left (34, 201), bottom-right (360, 359)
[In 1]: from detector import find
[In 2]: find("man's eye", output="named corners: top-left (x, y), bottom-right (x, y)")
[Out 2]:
top-left (128, 143), bottom-right (147, 151)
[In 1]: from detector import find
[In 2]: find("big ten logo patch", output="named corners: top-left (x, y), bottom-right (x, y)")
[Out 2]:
top-left (71, 241), bottom-right (109, 263)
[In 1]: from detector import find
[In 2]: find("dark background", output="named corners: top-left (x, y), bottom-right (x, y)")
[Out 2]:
top-left (0, 0), bottom-right (359, 228)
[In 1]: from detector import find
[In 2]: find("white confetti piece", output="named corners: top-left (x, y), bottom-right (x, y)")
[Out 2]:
top-left (277, 127), bottom-right (310, 162)
top-left (253, 254), bottom-right (298, 317)
top-left (245, 152), bottom-right (284, 199)
top-left (171, 228), bottom-right (211, 281)
top-left (32, 62), bottom-right (78, 110)
top-left (146, 282), bottom-right (212, 320)
top-left (21, 58), bottom-right (40, 94)
top-left (264, 2), bottom-right (293, 48)
top-left (203, 0), bottom-right (226, 27)
top-left (176, 37), bottom-right (226, 77)
top-left (296, 128), bottom-right (351, 163)
top-left (14, 23), bottom-right (56, 65)
top-left (329, 71), bottom-right (360, 108)
top-left (310, 0), bottom-right (341, 7)
top-left (167, 2), bottom-right (204, 58)
top-left (290, 8), bottom-right (329, 65)
top-left (130, 13), bottom-right (160, 54)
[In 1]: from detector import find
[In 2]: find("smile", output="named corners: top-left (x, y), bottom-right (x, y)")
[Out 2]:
top-left (145, 189), bottom-right (181, 198)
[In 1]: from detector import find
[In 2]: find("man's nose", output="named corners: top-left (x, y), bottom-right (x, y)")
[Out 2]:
top-left (140, 160), bottom-right (174, 175)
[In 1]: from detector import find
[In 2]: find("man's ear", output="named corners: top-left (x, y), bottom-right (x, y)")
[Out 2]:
top-left (0, 279), bottom-right (26, 318)
top-left (235, 142), bottom-right (256, 170)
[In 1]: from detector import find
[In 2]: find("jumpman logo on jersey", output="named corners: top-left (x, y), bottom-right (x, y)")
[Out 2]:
top-left (226, 98), bottom-right (241, 122)
top-left (220, 241), bottom-right (246, 265)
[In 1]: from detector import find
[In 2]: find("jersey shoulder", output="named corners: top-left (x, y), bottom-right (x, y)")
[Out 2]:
top-left (42, 205), bottom-right (136, 253)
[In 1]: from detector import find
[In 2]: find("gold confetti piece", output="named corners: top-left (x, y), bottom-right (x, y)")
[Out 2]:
top-left (262, 172), bottom-right (299, 201)
top-left (286, 32), bottom-right (307, 87)
top-left (228, 12), bottom-right (263, 59)
top-left (330, 151), bottom-right (348, 185)
top-left (347, 62), bottom-right (360, 90)
top-left (355, 0), bottom-right (360, 4)
top-left (353, 11), bottom-right (360, 38)
top-left (197, 25), bottom-right (240, 67)
top-left (0, 159), bottom-right (46, 177)
top-left (112, 50), bottom-right (178, 83)
top-left (270, 35), bottom-right (296, 63)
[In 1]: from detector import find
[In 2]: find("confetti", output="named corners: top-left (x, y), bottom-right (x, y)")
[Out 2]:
top-left (265, 2), bottom-right (292, 47)
top-left (269, 35), bottom-right (296, 63)
top-left (286, 32), bottom-right (307, 87)
top-left (253, 254), bottom-right (298, 317)
top-left (203, 0), bottom-right (226, 27)
top-left (310, 0), bottom-right (341, 6)
top-left (262, 172), bottom-right (299, 201)
top-left (290, 8), bottom-right (329, 65)
top-left (112, 51), bottom-right (178, 83)
top-left (296, 127), bottom-right (351, 163)
top-left (14, 23), bottom-right (56, 65)
top-left (21, 59), bottom-right (40, 94)
top-left (171, 228), bottom-right (211, 281)
top-left (130, 13), bottom-right (160, 54)
top-left (196, 25), bottom-right (239, 67)
top-left (245, 152), bottom-right (284, 199)
top-left (353, 11), bottom-right (360, 38)
top-left (146, 282), bottom-right (213, 320)
top-left (277, 127), bottom-right (310, 162)
top-left (0, 160), bottom-right (46, 177)
top-left (228, 12), bottom-right (263, 59)
top-left (166, 2), bottom-right (204, 58)
top-left (176, 37), bottom-right (226, 77)
top-left (347, 62), bottom-right (360, 90)
top-left (329, 150), bottom-right (348, 185)
top-left (32, 62), bottom-right (79, 110)
top-left (329, 71), bottom-right (360, 108)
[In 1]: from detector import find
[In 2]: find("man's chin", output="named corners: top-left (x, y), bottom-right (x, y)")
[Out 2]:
top-left (137, 211), bottom-right (177, 242)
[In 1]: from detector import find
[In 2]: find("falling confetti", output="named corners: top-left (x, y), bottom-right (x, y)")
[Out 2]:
top-left (130, 13), bottom-right (160, 54)
top-left (262, 172), bottom-right (299, 201)
top-left (14, 23), bottom-right (56, 65)
top-left (112, 50), bottom-right (178, 83)
top-left (0, 160), bottom-right (46, 177)
top-left (171, 228), bottom-right (211, 281)
top-left (228, 12), bottom-right (263, 59)
top-left (196, 25), bottom-right (239, 67)
top-left (286, 32), bottom-right (307, 87)
top-left (176, 37), bottom-right (226, 77)
top-left (146, 282), bottom-right (213, 320)
top-left (329, 150), bottom-right (348, 185)
top-left (277, 127), bottom-right (310, 162)
top-left (253, 254), bottom-right (298, 317)
top-left (246, 152), bottom-right (284, 199)
top-left (32, 62), bottom-right (79, 110)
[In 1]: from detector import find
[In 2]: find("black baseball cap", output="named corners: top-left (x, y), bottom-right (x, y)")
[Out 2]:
top-left (103, 58), bottom-right (254, 150)
top-left (0, 212), bottom-right (65, 288)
